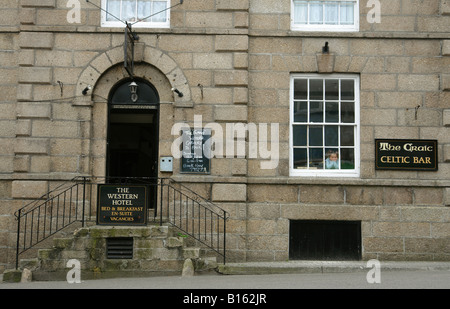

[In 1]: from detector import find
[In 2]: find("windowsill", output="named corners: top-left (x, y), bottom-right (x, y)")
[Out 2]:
top-left (101, 23), bottom-right (171, 29)
top-left (168, 174), bottom-right (450, 188)
top-left (291, 27), bottom-right (359, 32)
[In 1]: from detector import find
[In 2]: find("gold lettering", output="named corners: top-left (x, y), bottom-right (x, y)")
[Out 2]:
top-left (381, 156), bottom-right (411, 164)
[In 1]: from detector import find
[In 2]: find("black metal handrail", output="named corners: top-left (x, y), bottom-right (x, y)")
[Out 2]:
top-left (15, 176), bottom-right (228, 269)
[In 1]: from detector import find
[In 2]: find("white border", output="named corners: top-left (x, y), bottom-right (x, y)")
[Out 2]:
top-left (289, 74), bottom-right (361, 178)
top-left (290, 0), bottom-right (360, 32)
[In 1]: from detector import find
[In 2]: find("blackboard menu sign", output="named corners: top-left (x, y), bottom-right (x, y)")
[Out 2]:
top-left (97, 185), bottom-right (148, 226)
top-left (375, 139), bottom-right (438, 171)
top-left (181, 128), bottom-right (211, 174)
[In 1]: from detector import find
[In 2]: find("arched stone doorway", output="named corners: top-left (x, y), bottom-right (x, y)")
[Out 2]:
top-left (106, 77), bottom-right (160, 179)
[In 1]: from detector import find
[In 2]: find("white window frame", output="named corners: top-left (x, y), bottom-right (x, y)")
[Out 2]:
top-left (291, 0), bottom-right (359, 32)
top-left (101, 0), bottom-right (171, 28)
top-left (289, 74), bottom-right (360, 178)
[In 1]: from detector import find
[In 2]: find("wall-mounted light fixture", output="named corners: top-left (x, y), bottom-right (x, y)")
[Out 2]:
top-left (322, 42), bottom-right (329, 54)
top-left (172, 88), bottom-right (184, 98)
top-left (129, 81), bottom-right (139, 102)
top-left (82, 85), bottom-right (92, 96)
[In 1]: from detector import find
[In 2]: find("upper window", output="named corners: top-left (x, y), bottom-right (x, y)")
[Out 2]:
top-left (102, 0), bottom-right (170, 28)
top-left (291, 0), bottom-right (359, 32)
top-left (290, 74), bottom-right (360, 178)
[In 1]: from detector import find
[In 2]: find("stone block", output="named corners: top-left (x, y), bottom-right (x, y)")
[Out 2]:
top-left (214, 70), bottom-right (248, 87)
top-left (16, 84), bottom-right (33, 102)
top-left (216, 0), bottom-right (249, 11)
top-left (234, 53), bottom-right (248, 69)
top-left (2, 269), bottom-right (22, 283)
top-left (15, 138), bottom-right (49, 155)
top-left (233, 87), bottom-right (248, 104)
top-left (166, 237), bottom-right (184, 248)
top-left (372, 222), bottom-right (430, 237)
top-left (18, 49), bottom-right (34, 66)
top-left (214, 105), bottom-right (248, 122)
top-left (384, 187), bottom-right (413, 205)
top-left (299, 186), bottom-right (344, 204)
top-left (361, 74), bottom-right (396, 91)
top-left (215, 35), bottom-right (248, 52)
top-left (19, 32), bottom-right (54, 49)
top-left (443, 40), bottom-right (450, 56)
top-left (248, 185), bottom-right (298, 203)
top-left (212, 183), bottom-right (247, 202)
top-left (12, 180), bottom-right (48, 199)
top-left (345, 186), bottom-right (384, 205)
top-left (193, 53), bottom-right (233, 69)
top-left (234, 12), bottom-right (249, 28)
top-left (441, 74), bottom-right (450, 91)
top-left (363, 237), bottom-right (404, 253)
top-left (17, 103), bottom-right (51, 119)
top-left (13, 155), bottom-right (30, 172)
top-left (232, 158), bottom-right (247, 176)
top-left (444, 110), bottom-right (450, 126)
top-left (444, 145), bottom-right (450, 162)
top-left (20, 8), bottom-right (36, 25)
top-left (183, 248), bottom-right (201, 259)
top-left (19, 67), bottom-right (52, 84)
top-left (16, 120), bottom-right (31, 137)
top-left (398, 74), bottom-right (440, 91)
top-left (134, 42), bottom-right (145, 62)
top-left (316, 53), bottom-right (335, 73)
top-left (54, 33), bottom-right (111, 51)
top-left (21, 0), bottom-right (56, 7)
top-left (182, 259), bottom-right (194, 277)
top-left (185, 12), bottom-right (233, 28)
top-left (442, 0), bottom-right (450, 15)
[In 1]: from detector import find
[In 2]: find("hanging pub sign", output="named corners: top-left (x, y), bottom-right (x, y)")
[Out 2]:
top-left (124, 22), bottom-right (138, 77)
top-left (180, 128), bottom-right (211, 174)
top-left (375, 139), bottom-right (438, 171)
top-left (97, 185), bottom-right (148, 226)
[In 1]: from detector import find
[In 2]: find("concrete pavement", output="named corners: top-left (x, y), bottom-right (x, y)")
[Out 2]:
top-left (1, 261), bottom-right (449, 289)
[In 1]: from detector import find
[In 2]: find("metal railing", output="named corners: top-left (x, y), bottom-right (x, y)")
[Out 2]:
top-left (15, 176), bottom-right (228, 269)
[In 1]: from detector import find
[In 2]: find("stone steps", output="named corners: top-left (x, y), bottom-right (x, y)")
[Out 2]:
top-left (5, 224), bottom-right (218, 282)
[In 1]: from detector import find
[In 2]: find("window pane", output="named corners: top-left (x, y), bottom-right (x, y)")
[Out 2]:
top-left (340, 126), bottom-right (355, 146)
top-left (294, 79), bottom-right (308, 100)
top-left (122, 0), bottom-right (136, 22)
top-left (294, 101), bottom-right (308, 122)
top-left (293, 125), bottom-right (307, 146)
top-left (341, 102), bottom-right (355, 123)
top-left (309, 148), bottom-right (324, 169)
top-left (341, 80), bottom-right (355, 100)
top-left (324, 2), bottom-right (338, 25)
top-left (325, 102), bottom-right (339, 123)
top-left (325, 125), bottom-right (338, 146)
top-left (107, 0), bottom-right (121, 21)
top-left (309, 126), bottom-right (323, 146)
top-left (153, 1), bottom-right (168, 22)
top-left (325, 148), bottom-right (339, 169)
top-left (137, 0), bottom-right (151, 20)
top-left (310, 2), bottom-right (323, 24)
top-left (340, 2), bottom-right (354, 25)
top-left (294, 148), bottom-right (308, 169)
top-left (325, 79), bottom-right (339, 100)
top-left (310, 79), bottom-right (323, 100)
top-left (341, 148), bottom-right (355, 169)
top-left (310, 101), bottom-right (323, 122)
top-left (293, 1), bottom-right (308, 24)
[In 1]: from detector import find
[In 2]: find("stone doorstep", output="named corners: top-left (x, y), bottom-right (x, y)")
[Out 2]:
top-left (216, 261), bottom-right (450, 276)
